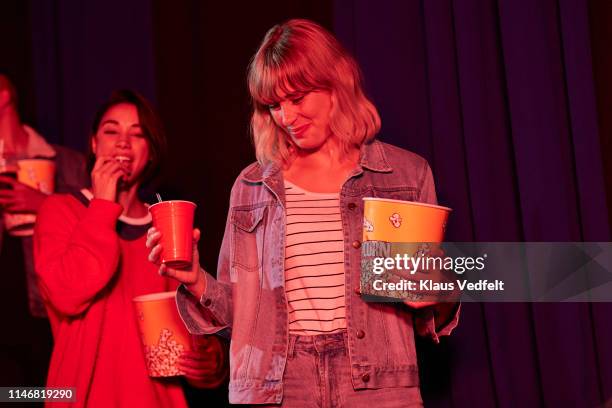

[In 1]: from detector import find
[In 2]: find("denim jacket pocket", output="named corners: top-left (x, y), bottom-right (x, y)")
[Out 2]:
top-left (230, 205), bottom-right (267, 272)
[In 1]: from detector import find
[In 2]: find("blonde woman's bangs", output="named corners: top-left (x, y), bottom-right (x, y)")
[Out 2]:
top-left (248, 19), bottom-right (381, 165)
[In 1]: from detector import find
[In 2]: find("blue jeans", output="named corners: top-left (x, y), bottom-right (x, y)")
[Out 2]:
top-left (257, 331), bottom-right (423, 407)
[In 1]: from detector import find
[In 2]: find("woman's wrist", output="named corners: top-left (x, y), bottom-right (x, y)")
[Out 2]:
top-left (186, 268), bottom-right (207, 300)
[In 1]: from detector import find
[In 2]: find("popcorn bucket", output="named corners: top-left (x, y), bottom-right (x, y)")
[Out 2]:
top-left (17, 158), bottom-right (55, 194)
top-left (2, 159), bottom-right (55, 237)
top-left (133, 292), bottom-right (191, 377)
top-left (362, 198), bottom-right (451, 243)
top-left (361, 198), bottom-right (452, 299)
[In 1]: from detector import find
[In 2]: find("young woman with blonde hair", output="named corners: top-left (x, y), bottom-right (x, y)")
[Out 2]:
top-left (148, 19), bottom-right (459, 407)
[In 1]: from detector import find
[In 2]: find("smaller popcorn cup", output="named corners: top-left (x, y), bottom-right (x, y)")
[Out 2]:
top-left (17, 158), bottom-right (56, 194)
top-left (3, 159), bottom-right (56, 236)
top-left (133, 291), bottom-right (191, 377)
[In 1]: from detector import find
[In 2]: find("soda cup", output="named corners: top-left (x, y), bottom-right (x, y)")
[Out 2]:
top-left (148, 200), bottom-right (196, 268)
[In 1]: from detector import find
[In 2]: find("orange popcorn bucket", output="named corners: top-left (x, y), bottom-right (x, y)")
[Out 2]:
top-left (361, 198), bottom-right (452, 299)
top-left (17, 158), bottom-right (56, 194)
top-left (362, 198), bottom-right (451, 243)
top-left (3, 159), bottom-right (56, 237)
top-left (133, 291), bottom-right (191, 377)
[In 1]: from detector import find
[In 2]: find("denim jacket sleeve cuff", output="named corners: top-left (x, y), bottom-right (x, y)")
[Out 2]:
top-left (175, 274), bottom-right (232, 335)
top-left (199, 271), bottom-right (233, 326)
top-left (414, 302), bottom-right (461, 344)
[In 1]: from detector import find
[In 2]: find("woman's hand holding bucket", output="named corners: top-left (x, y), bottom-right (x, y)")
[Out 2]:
top-left (386, 245), bottom-right (459, 309)
top-left (178, 335), bottom-right (228, 389)
top-left (146, 226), bottom-right (207, 299)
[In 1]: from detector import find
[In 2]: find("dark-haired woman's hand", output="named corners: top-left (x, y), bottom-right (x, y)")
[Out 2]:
top-left (91, 156), bottom-right (124, 202)
top-left (178, 335), bottom-right (228, 389)
top-left (146, 227), bottom-right (207, 299)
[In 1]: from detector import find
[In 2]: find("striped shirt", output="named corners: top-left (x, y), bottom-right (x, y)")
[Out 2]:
top-left (284, 180), bottom-right (346, 335)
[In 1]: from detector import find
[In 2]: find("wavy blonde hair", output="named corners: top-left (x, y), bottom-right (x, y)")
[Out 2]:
top-left (247, 19), bottom-right (381, 165)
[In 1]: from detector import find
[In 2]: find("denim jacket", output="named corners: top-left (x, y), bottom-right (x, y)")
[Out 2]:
top-left (176, 140), bottom-right (460, 404)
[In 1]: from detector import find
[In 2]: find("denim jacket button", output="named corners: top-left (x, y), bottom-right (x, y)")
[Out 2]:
top-left (356, 329), bottom-right (365, 339)
top-left (362, 373), bottom-right (370, 382)
top-left (203, 299), bottom-right (212, 307)
top-left (348, 202), bottom-right (357, 210)
top-left (352, 240), bottom-right (361, 249)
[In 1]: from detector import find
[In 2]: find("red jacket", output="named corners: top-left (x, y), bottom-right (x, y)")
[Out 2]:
top-left (34, 192), bottom-right (187, 408)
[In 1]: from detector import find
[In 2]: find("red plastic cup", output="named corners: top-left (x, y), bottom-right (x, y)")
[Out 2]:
top-left (149, 200), bottom-right (196, 268)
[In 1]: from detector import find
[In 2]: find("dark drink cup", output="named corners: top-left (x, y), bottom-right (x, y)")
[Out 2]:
top-left (148, 200), bottom-right (196, 268)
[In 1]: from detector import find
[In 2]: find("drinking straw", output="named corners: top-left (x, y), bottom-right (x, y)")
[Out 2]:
top-left (156, 193), bottom-right (163, 203)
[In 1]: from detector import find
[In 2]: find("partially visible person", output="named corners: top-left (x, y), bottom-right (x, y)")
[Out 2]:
top-left (34, 90), bottom-right (227, 407)
top-left (0, 74), bottom-right (87, 387)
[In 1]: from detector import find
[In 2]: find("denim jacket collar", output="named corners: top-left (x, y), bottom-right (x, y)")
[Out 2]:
top-left (358, 139), bottom-right (393, 173)
top-left (241, 139), bottom-right (394, 185)
top-left (240, 140), bottom-right (393, 205)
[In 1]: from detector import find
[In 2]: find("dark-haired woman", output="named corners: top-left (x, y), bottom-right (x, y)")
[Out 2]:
top-left (34, 90), bottom-right (227, 407)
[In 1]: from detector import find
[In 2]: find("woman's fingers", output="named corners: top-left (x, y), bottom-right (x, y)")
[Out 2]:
top-left (0, 176), bottom-right (17, 187)
top-left (404, 300), bottom-right (438, 309)
top-left (148, 244), bottom-right (162, 263)
top-left (153, 229), bottom-right (202, 287)
top-left (191, 334), bottom-right (215, 349)
top-left (92, 155), bottom-right (112, 172)
top-left (179, 351), bottom-right (212, 364)
top-left (191, 229), bottom-right (201, 267)
top-left (94, 159), bottom-right (121, 179)
top-left (158, 264), bottom-right (196, 284)
top-left (107, 162), bottom-right (124, 177)
top-left (109, 168), bottom-right (124, 184)
top-left (0, 190), bottom-right (15, 199)
top-left (178, 363), bottom-right (215, 379)
top-left (158, 263), bottom-right (167, 276)
top-left (91, 159), bottom-right (122, 193)
top-left (92, 157), bottom-right (120, 182)
top-left (145, 229), bottom-right (161, 249)
top-left (178, 350), bottom-right (220, 373)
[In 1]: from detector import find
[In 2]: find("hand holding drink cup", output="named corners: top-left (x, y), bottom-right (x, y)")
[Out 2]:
top-left (146, 202), bottom-right (207, 299)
